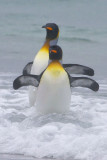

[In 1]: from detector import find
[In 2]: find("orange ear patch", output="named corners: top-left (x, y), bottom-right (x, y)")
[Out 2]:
top-left (51, 50), bottom-right (57, 53)
top-left (46, 27), bottom-right (53, 30)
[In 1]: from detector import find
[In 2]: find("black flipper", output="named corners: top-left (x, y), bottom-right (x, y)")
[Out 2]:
top-left (63, 64), bottom-right (94, 76)
top-left (23, 62), bottom-right (33, 75)
top-left (69, 76), bottom-right (99, 91)
top-left (13, 74), bottom-right (40, 90)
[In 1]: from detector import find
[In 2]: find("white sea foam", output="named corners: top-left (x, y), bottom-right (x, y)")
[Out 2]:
top-left (0, 73), bottom-right (107, 160)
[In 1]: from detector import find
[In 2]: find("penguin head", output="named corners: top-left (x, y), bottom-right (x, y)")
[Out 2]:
top-left (49, 45), bottom-right (62, 60)
top-left (42, 23), bottom-right (59, 40)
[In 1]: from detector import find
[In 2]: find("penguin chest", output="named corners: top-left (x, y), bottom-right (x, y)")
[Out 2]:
top-left (29, 45), bottom-right (49, 106)
top-left (31, 43), bottom-right (49, 75)
top-left (31, 51), bottom-right (49, 75)
top-left (36, 69), bottom-right (71, 114)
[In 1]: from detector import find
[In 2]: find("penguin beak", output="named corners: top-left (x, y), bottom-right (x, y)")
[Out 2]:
top-left (42, 25), bottom-right (46, 28)
top-left (42, 25), bottom-right (53, 30)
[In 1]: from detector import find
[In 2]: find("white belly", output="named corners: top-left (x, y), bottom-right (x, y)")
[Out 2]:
top-left (29, 54), bottom-right (49, 106)
top-left (36, 71), bottom-right (71, 114)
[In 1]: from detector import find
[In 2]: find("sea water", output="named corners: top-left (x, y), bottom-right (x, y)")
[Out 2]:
top-left (0, 0), bottom-right (107, 159)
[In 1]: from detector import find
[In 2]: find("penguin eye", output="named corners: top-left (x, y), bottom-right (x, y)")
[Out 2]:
top-left (46, 27), bottom-right (53, 30)
top-left (51, 50), bottom-right (57, 53)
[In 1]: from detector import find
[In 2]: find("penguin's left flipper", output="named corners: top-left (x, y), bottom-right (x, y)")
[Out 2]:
top-left (23, 62), bottom-right (33, 75)
top-left (13, 74), bottom-right (40, 90)
top-left (63, 64), bottom-right (94, 76)
top-left (70, 76), bottom-right (99, 91)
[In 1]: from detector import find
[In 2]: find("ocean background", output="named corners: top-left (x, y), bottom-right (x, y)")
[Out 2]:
top-left (0, 0), bottom-right (107, 160)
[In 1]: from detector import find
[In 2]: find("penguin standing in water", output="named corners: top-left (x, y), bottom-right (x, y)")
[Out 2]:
top-left (13, 45), bottom-right (99, 114)
top-left (28, 23), bottom-right (59, 106)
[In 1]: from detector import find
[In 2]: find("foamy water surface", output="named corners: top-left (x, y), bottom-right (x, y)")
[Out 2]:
top-left (0, 73), bottom-right (107, 160)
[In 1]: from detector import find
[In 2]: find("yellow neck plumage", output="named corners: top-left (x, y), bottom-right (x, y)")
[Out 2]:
top-left (35, 39), bottom-right (50, 61)
top-left (47, 61), bottom-right (64, 75)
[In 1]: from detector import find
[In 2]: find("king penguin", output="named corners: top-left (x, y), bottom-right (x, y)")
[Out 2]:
top-left (13, 46), bottom-right (99, 114)
top-left (35, 46), bottom-right (71, 114)
top-left (29, 23), bottom-right (59, 106)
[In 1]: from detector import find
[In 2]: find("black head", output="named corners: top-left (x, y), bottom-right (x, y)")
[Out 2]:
top-left (42, 23), bottom-right (59, 40)
top-left (49, 45), bottom-right (62, 60)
